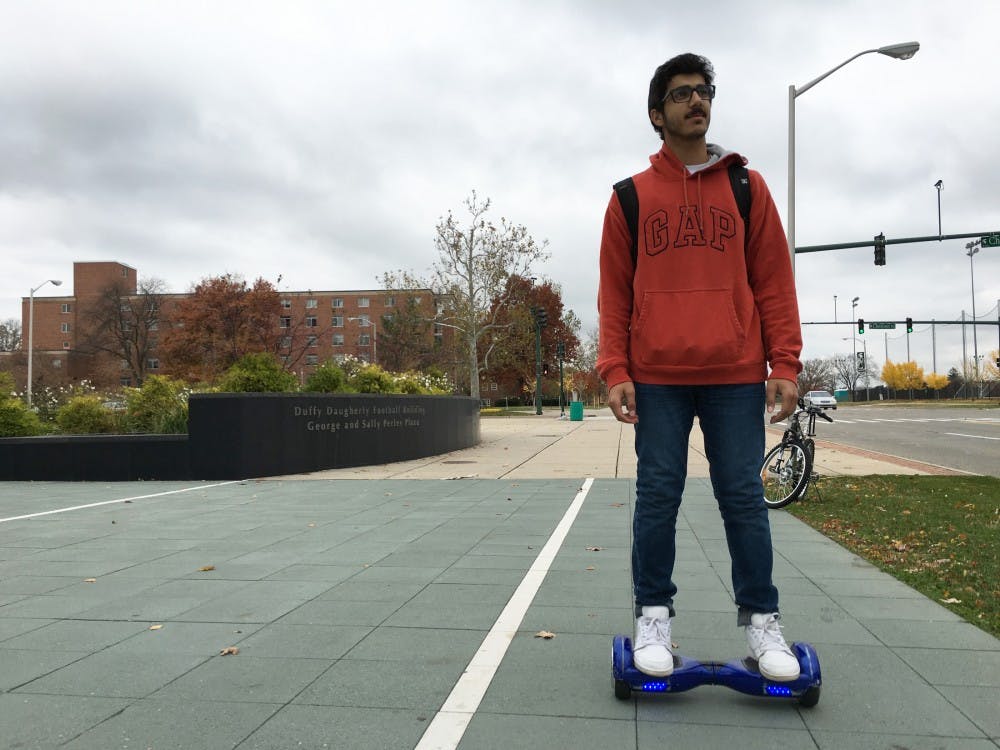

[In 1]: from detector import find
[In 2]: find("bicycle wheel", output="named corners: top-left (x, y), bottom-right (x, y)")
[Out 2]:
top-left (760, 442), bottom-right (812, 509)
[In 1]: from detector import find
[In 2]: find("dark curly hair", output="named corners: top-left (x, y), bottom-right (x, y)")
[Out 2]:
top-left (647, 53), bottom-right (715, 138)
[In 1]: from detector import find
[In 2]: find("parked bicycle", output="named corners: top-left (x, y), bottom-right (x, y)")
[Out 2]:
top-left (760, 397), bottom-right (834, 509)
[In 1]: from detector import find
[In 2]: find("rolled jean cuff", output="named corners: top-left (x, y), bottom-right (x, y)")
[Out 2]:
top-left (635, 603), bottom-right (676, 618)
top-left (737, 606), bottom-right (779, 626)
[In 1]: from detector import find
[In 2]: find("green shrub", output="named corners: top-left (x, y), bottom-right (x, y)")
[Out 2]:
top-left (0, 372), bottom-right (15, 396)
top-left (125, 375), bottom-right (189, 434)
top-left (349, 364), bottom-right (397, 393)
top-left (55, 395), bottom-right (116, 434)
top-left (218, 353), bottom-right (298, 393)
top-left (0, 398), bottom-right (43, 437)
top-left (303, 361), bottom-right (348, 393)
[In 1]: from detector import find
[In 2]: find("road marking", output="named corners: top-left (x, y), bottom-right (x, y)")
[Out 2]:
top-left (944, 432), bottom-right (1000, 442)
top-left (0, 482), bottom-right (240, 524)
top-left (414, 477), bottom-right (595, 750)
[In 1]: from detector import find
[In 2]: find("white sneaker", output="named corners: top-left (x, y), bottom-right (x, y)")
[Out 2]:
top-left (633, 606), bottom-right (673, 677)
top-left (745, 612), bottom-right (800, 682)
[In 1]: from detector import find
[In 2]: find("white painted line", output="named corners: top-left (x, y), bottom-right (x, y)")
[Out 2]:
top-left (0, 482), bottom-right (240, 524)
top-left (414, 477), bottom-right (596, 750)
top-left (944, 433), bottom-right (1000, 442)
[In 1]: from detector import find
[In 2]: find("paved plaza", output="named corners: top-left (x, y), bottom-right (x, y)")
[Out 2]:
top-left (0, 411), bottom-right (997, 749)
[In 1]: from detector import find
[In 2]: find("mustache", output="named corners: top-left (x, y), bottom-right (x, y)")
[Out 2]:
top-left (686, 107), bottom-right (707, 118)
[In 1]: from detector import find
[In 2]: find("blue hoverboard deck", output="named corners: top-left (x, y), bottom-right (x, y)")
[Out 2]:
top-left (612, 634), bottom-right (821, 706)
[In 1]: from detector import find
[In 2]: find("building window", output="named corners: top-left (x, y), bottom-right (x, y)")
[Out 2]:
top-left (62, 342), bottom-right (70, 349)
top-left (357, 297), bottom-right (370, 308)
top-left (52, 359), bottom-right (62, 368)
top-left (305, 354), bottom-right (318, 365)
top-left (61, 322), bottom-right (71, 333)
top-left (490, 382), bottom-right (498, 391)
top-left (281, 299), bottom-right (291, 309)
top-left (355, 314), bottom-right (371, 326)
top-left (306, 316), bottom-right (318, 327)
top-left (357, 352), bottom-right (370, 363)
top-left (306, 299), bottom-right (318, 309)
top-left (308, 335), bottom-right (318, 348)
top-left (61, 303), bottom-right (72, 313)
top-left (280, 316), bottom-right (291, 328)
top-left (332, 316), bottom-right (343, 327)
top-left (333, 353), bottom-right (346, 363)
top-left (332, 333), bottom-right (344, 346)
top-left (147, 358), bottom-right (160, 370)
top-left (332, 298), bottom-right (343, 308)
top-left (149, 321), bottom-right (158, 331)
top-left (359, 334), bottom-right (371, 346)
top-left (385, 295), bottom-right (395, 307)
top-left (120, 376), bottom-right (132, 386)
top-left (281, 336), bottom-right (292, 348)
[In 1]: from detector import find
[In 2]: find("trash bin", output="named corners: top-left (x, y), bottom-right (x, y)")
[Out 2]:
top-left (569, 401), bottom-right (584, 421)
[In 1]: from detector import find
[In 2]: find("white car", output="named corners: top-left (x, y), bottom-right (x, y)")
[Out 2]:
top-left (803, 390), bottom-right (837, 409)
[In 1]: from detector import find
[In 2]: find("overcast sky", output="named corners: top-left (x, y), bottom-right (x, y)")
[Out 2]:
top-left (3, 0), bottom-right (999, 380)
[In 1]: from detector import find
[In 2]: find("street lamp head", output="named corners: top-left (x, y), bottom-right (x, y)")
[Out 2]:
top-left (50, 279), bottom-right (62, 286)
top-left (852, 296), bottom-right (860, 304)
top-left (877, 42), bottom-right (920, 60)
top-left (934, 179), bottom-right (942, 189)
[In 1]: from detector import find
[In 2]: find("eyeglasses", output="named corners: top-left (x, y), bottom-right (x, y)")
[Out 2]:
top-left (662, 83), bottom-right (716, 104)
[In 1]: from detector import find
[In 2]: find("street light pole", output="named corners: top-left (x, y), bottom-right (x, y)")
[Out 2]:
top-left (934, 180), bottom-right (943, 239)
top-left (787, 42), bottom-right (919, 272)
top-left (833, 294), bottom-right (838, 323)
top-left (966, 240), bottom-right (981, 396)
top-left (851, 297), bottom-right (859, 401)
top-left (26, 278), bottom-right (63, 408)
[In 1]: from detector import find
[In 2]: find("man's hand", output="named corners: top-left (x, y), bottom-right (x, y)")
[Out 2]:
top-left (766, 378), bottom-right (799, 424)
top-left (608, 381), bottom-right (638, 424)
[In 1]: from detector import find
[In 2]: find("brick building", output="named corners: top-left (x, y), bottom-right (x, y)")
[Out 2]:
top-left (7, 261), bottom-right (447, 391)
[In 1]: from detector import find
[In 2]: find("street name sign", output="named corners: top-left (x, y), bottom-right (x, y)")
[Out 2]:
top-left (868, 322), bottom-right (897, 330)
top-left (982, 233), bottom-right (1000, 248)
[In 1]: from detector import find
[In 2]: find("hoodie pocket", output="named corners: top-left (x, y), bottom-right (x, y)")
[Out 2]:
top-left (634, 289), bottom-right (746, 368)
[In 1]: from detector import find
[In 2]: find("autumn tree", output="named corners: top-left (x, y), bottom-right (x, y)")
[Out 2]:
top-left (479, 275), bottom-right (580, 400)
top-left (0, 318), bottom-right (21, 352)
top-left (829, 353), bottom-right (876, 400)
top-left (924, 372), bottom-right (949, 397)
top-left (567, 325), bottom-right (604, 405)
top-left (881, 360), bottom-right (925, 398)
top-left (78, 278), bottom-right (167, 387)
top-left (383, 191), bottom-right (548, 399)
top-left (161, 274), bottom-right (281, 382)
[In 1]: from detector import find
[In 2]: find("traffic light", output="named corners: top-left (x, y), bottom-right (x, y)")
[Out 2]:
top-left (532, 307), bottom-right (548, 329)
top-left (906, 317), bottom-right (913, 333)
top-left (857, 318), bottom-right (865, 334)
top-left (542, 362), bottom-right (550, 376)
top-left (996, 357), bottom-right (1000, 369)
top-left (556, 342), bottom-right (565, 360)
top-left (874, 232), bottom-right (886, 266)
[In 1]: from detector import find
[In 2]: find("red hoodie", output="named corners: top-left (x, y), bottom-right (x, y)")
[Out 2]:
top-left (597, 144), bottom-right (802, 389)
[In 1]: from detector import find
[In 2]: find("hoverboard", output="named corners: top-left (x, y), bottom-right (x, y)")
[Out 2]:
top-left (612, 634), bottom-right (821, 706)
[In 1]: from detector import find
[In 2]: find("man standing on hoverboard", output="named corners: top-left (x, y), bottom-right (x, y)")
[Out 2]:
top-left (597, 53), bottom-right (803, 681)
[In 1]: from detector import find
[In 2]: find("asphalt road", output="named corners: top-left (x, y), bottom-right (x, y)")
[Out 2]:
top-left (772, 404), bottom-right (1000, 477)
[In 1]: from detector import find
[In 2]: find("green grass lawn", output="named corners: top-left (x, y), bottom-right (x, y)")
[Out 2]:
top-left (786, 475), bottom-right (1000, 639)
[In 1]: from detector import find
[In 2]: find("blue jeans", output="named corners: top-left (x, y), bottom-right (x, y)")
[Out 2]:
top-left (632, 382), bottom-right (778, 624)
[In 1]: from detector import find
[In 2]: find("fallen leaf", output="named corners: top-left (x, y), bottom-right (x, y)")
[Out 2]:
top-left (220, 646), bottom-right (240, 656)
top-left (149, 624), bottom-right (163, 631)
top-left (585, 566), bottom-right (595, 571)
top-left (534, 631), bottom-right (556, 639)
top-left (586, 546), bottom-right (603, 552)
top-left (199, 565), bottom-right (216, 572)
top-left (307, 523), bottom-right (316, 528)
top-left (940, 597), bottom-right (962, 604)
top-left (83, 578), bottom-right (97, 583)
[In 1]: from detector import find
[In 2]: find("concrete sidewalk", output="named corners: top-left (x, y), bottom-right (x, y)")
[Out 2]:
top-left (283, 407), bottom-right (957, 481)
top-left (0, 409), bottom-right (995, 749)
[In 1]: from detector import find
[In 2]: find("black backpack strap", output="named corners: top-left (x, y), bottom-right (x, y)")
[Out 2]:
top-left (613, 177), bottom-right (639, 267)
top-left (727, 162), bottom-right (751, 242)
